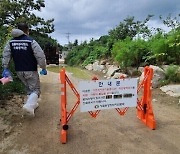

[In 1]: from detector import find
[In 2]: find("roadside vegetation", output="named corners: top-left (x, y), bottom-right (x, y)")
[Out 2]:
top-left (65, 14), bottom-right (180, 84)
top-left (66, 15), bottom-right (179, 68)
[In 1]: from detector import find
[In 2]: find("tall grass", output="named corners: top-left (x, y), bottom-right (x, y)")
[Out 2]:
top-left (47, 66), bottom-right (93, 80)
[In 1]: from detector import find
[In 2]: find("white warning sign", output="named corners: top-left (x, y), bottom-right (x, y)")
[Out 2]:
top-left (79, 78), bottom-right (138, 112)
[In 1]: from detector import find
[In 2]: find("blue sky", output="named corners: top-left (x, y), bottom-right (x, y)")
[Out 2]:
top-left (36, 0), bottom-right (180, 45)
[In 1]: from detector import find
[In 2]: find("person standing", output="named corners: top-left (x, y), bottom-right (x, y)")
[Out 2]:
top-left (2, 23), bottom-right (47, 117)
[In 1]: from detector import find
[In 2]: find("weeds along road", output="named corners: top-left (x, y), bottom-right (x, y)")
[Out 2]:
top-left (1, 70), bottom-right (180, 154)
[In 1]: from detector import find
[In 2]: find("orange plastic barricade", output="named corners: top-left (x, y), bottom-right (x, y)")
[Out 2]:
top-left (137, 66), bottom-right (156, 130)
top-left (60, 66), bottom-right (156, 144)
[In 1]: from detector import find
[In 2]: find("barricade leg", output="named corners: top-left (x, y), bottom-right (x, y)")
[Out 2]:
top-left (60, 68), bottom-right (68, 143)
top-left (137, 67), bottom-right (156, 130)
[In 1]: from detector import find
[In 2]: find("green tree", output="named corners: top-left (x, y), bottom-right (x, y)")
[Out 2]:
top-left (0, 0), bottom-right (57, 99)
top-left (109, 15), bottom-right (153, 41)
top-left (166, 29), bottom-right (180, 64)
top-left (30, 30), bottom-right (58, 49)
top-left (0, 0), bottom-right (54, 33)
top-left (145, 27), bottom-right (180, 65)
top-left (160, 14), bottom-right (180, 30)
top-left (0, 0), bottom-right (57, 54)
top-left (0, 26), bottom-right (12, 54)
top-left (73, 39), bottom-right (78, 46)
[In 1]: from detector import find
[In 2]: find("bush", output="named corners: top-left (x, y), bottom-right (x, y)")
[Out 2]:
top-left (66, 41), bottom-right (108, 67)
top-left (0, 78), bottom-right (25, 100)
top-left (159, 79), bottom-right (170, 87)
top-left (146, 33), bottom-right (168, 65)
top-left (112, 37), bottom-right (150, 69)
top-left (165, 65), bottom-right (180, 83)
top-left (0, 61), bottom-right (25, 100)
top-left (147, 30), bottom-right (180, 65)
top-left (166, 30), bottom-right (180, 64)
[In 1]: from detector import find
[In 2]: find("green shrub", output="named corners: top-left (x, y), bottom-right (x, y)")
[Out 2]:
top-left (147, 33), bottom-right (168, 64)
top-left (0, 61), bottom-right (25, 100)
top-left (66, 41), bottom-right (108, 67)
top-left (147, 30), bottom-right (180, 65)
top-left (0, 79), bottom-right (25, 99)
top-left (165, 65), bottom-right (180, 83)
top-left (159, 79), bottom-right (170, 87)
top-left (165, 30), bottom-right (180, 64)
top-left (112, 37), bottom-right (150, 69)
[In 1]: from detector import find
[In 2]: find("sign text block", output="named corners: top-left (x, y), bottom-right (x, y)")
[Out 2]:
top-left (79, 78), bottom-right (138, 112)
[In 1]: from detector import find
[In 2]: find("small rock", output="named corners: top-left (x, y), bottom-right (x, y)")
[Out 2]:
top-left (152, 99), bottom-right (157, 102)
top-left (160, 85), bottom-right (180, 97)
top-left (5, 127), bottom-right (12, 134)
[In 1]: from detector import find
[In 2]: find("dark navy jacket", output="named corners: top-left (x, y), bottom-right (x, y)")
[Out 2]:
top-left (9, 35), bottom-right (37, 71)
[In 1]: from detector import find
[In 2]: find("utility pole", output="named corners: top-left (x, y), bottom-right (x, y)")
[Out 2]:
top-left (65, 32), bottom-right (71, 44)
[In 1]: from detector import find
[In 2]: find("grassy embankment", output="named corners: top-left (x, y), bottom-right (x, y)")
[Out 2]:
top-left (47, 66), bottom-right (95, 80)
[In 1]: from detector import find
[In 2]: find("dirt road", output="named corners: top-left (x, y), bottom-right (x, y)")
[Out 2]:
top-left (1, 70), bottom-right (180, 154)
